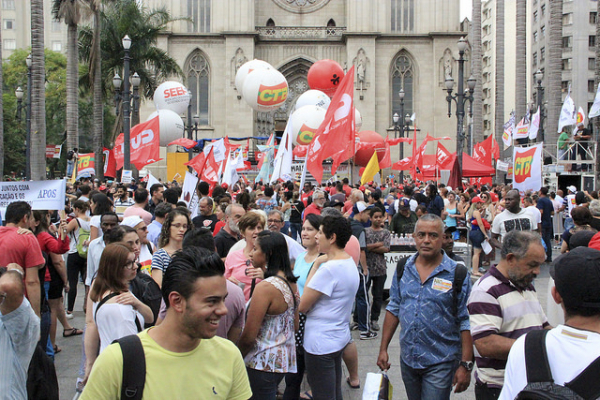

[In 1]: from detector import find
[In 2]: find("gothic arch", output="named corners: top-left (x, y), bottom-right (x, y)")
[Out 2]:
top-left (390, 50), bottom-right (417, 123)
top-left (184, 49), bottom-right (211, 125)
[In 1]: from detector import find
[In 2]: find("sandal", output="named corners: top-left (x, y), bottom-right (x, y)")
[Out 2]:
top-left (53, 344), bottom-right (62, 354)
top-left (63, 327), bottom-right (83, 337)
top-left (472, 271), bottom-right (483, 277)
top-left (346, 377), bottom-right (360, 389)
top-left (300, 391), bottom-right (313, 399)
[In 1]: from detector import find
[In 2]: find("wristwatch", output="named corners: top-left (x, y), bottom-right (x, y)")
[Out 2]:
top-left (459, 361), bottom-right (474, 371)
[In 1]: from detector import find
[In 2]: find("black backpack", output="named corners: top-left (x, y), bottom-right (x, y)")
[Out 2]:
top-left (129, 271), bottom-right (162, 328)
top-left (395, 256), bottom-right (467, 318)
top-left (516, 329), bottom-right (600, 400)
top-left (113, 335), bottom-right (146, 400)
top-left (67, 150), bottom-right (75, 160)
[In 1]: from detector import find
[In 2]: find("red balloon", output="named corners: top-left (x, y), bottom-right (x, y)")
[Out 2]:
top-left (354, 131), bottom-right (385, 167)
top-left (307, 60), bottom-right (345, 97)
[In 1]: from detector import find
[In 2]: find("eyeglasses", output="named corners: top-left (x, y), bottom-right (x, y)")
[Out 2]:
top-left (123, 261), bottom-right (137, 270)
top-left (137, 226), bottom-right (147, 231)
top-left (268, 219), bottom-right (283, 223)
top-left (172, 224), bottom-right (189, 230)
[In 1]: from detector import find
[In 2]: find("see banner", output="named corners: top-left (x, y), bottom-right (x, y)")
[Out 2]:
top-left (512, 143), bottom-right (543, 196)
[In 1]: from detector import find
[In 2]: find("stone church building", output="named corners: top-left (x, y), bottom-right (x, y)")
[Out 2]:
top-left (143, 0), bottom-right (468, 167)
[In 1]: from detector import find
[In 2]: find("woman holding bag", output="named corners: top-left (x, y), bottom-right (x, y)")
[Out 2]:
top-left (468, 197), bottom-right (489, 277)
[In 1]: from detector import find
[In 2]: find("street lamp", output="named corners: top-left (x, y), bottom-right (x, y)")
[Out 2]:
top-left (396, 89), bottom-right (406, 183)
top-left (534, 69), bottom-right (545, 143)
top-left (131, 72), bottom-right (141, 126)
top-left (122, 35), bottom-right (132, 171)
top-left (15, 87), bottom-right (24, 120)
top-left (25, 54), bottom-right (32, 180)
top-left (444, 37), bottom-right (476, 184)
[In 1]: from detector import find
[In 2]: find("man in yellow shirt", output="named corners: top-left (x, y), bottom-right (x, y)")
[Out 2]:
top-left (81, 247), bottom-right (252, 400)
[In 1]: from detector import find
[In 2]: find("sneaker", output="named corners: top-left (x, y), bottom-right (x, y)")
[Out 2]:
top-left (66, 311), bottom-right (74, 319)
top-left (360, 331), bottom-right (378, 340)
top-left (350, 322), bottom-right (359, 331)
top-left (370, 321), bottom-right (380, 331)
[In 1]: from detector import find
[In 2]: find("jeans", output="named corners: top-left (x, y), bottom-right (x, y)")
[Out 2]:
top-left (366, 274), bottom-right (387, 322)
top-left (42, 282), bottom-right (54, 361)
top-left (290, 222), bottom-right (302, 242)
top-left (67, 252), bottom-right (87, 312)
top-left (284, 344), bottom-right (306, 400)
top-left (474, 381), bottom-right (502, 400)
top-left (247, 368), bottom-right (284, 400)
top-left (304, 349), bottom-right (344, 400)
top-left (400, 359), bottom-right (457, 400)
top-left (564, 217), bottom-right (574, 233)
top-left (353, 269), bottom-right (371, 331)
top-left (541, 226), bottom-right (553, 261)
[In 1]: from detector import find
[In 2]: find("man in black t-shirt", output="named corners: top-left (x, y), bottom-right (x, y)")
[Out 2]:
top-left (192, 197), bottom-right (218, 232)
top-left (536, 187), bottom-right (554, 262)
top-left (214, 204), bottom-right (245, 260)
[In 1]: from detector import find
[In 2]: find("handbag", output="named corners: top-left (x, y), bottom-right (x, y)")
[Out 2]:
top-left (362, 372), bottom-right (393, 400)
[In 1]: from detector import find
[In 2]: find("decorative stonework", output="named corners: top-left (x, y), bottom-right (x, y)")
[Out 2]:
top-left (257, 26), bottom-right (345, 40)
top-left (231, 48), bottom-right (248, 86)
top-left (272, 0), bottom-right (331, 14)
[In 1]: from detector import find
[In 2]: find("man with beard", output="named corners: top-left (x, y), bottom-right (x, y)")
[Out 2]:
top-left (80, 247), bottom-right (252, 399)
top-left (490, 190), bottom-right (539, 250)
top-left (214, 204), bottom-right (246, 261)
top-left (467, 230), bottom-right (549, 399)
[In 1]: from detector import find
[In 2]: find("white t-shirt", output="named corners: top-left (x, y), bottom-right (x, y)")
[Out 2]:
top-left (564, 194), bottom-right (578, 218)
top-left (303, 257), bottom-right (359, 355)
top-left (491, 208), bottom-right (537, 239)
top-left (90, 215), bottom-right (102, 239)
top-left (499, 325), bottom-right (600, 400)
top-left (525, 205), bottom-right (542, 226)
top-left (92, 299), bottom-right (144, 353)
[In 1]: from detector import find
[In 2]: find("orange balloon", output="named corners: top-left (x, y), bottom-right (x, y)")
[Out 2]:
top-left (307, 59), bottom-right (345, 97)
top-left (354, 131), bottom-right (385, 167)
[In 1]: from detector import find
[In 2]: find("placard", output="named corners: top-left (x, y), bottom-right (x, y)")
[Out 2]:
top-left (0, 179), bottom-right (66, 218)
top-left (121, 170), bottom-right (133, 184)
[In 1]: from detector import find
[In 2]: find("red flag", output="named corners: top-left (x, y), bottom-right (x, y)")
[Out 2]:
top-left (103, 147), bottom-right (117, 178)
top-left (114, 116), bottom-right (162, 170)
top-left (385, 137), bottom-right (413, 146)
top-left (201, 147), bottom-right (220, 183)
top-left (306, 67), bottom-right (356, 183)
top-left (185, 151), bottom-right (207, 176)
top-left (293, 145), bottom-right (308, 158)
top-left (379, 141), bottom-right (392, 169)
top-left (435, 142), bottom-right (454, 169)
top-left (392, 157), bottom-right (412, 171)
top-left (355, 141), bottom-right (378, 152)
top-left (167, 138), bottom-right (197, 149)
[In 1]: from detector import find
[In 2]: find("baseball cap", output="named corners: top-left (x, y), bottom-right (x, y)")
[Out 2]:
top-left (568, 185), bottom-right (577, 193)
top-left (329, 198), bottom-right (344, 208)
top-left (471, 196), bottom-right (484, 203)
top-left (353, 201), bottom-right (369, 214)
top-left (121, 216), bottom-right (143, 228)
top-left (398, 198), bottom-right (411, 210)
top-left (550, 247), bottom-right (600, 310)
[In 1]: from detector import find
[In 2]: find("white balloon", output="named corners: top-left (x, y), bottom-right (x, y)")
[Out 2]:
top-left (291, 105), bottom-right (327, 146)
top-left (242, 69), bottom-right (289, 112)
top-left (355, 108), bottom-right (362, 131)
top-left (234, 60), bottom-right (273, 99)
top-left (146, 109), bottom-right (185, 146)
top-left (294, 89), bottom-right (331, 111)
top-left (153, 81), bottom-right (192, 115)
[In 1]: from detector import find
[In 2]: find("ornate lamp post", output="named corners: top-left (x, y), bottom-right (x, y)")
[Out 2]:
top-left (445, 37), bottom-right (476, 184)
top-left (111, 36), bottom-right (134, 170)
top-left (534, 69), bottom-right (545, 143)
top-left (131, 72), bottom-right (141, 126)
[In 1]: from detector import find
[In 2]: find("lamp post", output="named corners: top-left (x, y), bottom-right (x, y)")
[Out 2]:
top-left (393, 112), bottom-right (401, 183)
top-left (445, 37), bottom-right (476, 184)
top-left (186, 101), bottom-right (200, 161)
top-left (395, 89), bottom-right (406, 183)
top-left (131, 72), bottom-right (141, 126)
top-left (26, 54), bottom-right (32, 180)
top-left (534, 69), bottom-right (545, 143)
top-left (122, 35), bottom-right (132, 171)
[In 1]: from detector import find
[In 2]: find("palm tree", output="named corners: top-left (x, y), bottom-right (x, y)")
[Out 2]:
top-left (471, 0), bottom-right (483, 146)
top-left (53, 0), bottom-right (87, 154)
top-left (515, 0), bottom-right (527, 119)
top-left (30, 0), bottom-right (47, 180)
top-left (0, 11), bottom-right (4, 179)
top-left (546, 0), bottom-right (562, 153)
top-left (86, 0), bottom-right (104, 177)
top-left (495, 0), bottom-right (505, 178)
top-left (596, 0), bottom-right (600, 175)
top-left (79, 0), bottom-right (183, 148)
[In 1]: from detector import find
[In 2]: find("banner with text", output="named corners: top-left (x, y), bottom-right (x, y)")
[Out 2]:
top-left (512, 143), bottom-right (543, 196)
top-left (0, 179), bottom-right (66, 219)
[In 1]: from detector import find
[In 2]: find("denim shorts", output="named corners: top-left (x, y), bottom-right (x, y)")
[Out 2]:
top-left (469, 229), bottom-right (485, 249)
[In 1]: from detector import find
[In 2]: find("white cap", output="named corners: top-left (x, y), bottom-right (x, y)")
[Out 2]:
top-left (121, 216), bottom-right (143, 228)
top-left (354, 201), bottom-right (369, 213)
top-left (568, 185), bottom-right (577, 193)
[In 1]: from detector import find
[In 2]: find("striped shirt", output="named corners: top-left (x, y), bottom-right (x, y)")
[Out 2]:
top-left (151, 248), bottom-right (172, 273)
top-left (467, 265), bottom-right (548, 388)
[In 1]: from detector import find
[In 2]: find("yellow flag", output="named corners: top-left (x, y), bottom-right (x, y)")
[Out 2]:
top-left (361, 151), bottom-right (380, 185)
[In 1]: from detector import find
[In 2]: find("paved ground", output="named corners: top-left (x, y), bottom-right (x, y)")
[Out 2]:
top-left (54, 250), bottom-right (554, 400)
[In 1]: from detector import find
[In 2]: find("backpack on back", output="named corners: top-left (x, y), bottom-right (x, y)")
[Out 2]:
top-left (74, 219), bottom-right (90, 258)
top-left (515, 329), bottom-right (600, 400)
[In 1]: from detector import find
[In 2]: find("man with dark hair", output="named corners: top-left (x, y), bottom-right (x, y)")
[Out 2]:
top-left (196, 181), bottom-right (210, 198)
top-left (147, 183), bottom-right (165, 216)
top-left (114, 184), bottom-right (134, 207)
top-left (0, 263), bottom-right (41, 398)
top-left (85, 213), bottom-right (119, 287)
top-left (147, 203), bottom-right (172, 248)
top-left (79, 184), bottom-right (91, 202)
top-left (182, 227), bottom-right (215, 251)
top-left (163, 187), bottom-right (180, 206)
top-left (123, 188), bottom-right (152, 226)
top-left (536, 187), bottom-right (554, 262)
top-left (214, 204), bottom-right (245, 260)
top-left (468, 230), bottom-right (548, 398)
top-left (490, 189), bottom-right (539, 249)
top-left (192, 197), bottom-right (218, 232)
top-left (80, 247), bottom-right (252, 399)
top-left (0, 201), bottom-right (44, 317)
top-left (499, 247), bottom-right (600, 399)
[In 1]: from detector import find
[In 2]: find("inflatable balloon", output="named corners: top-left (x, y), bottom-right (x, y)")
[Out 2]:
top-left (294, 89), bottom-right (331, 111)
top-left (242, 68), bottom-right (289, 112)
top-left (354, 130), bottom-right (385, 167)
top-left (355, 108), bottom-right (362, 131)
top-left (153, 81), bottom-right (192, 115)
top-left (291, 105), bottom-right (327, 146)
top-left (307, 59), bottom-right (345, 97)
top-left (146, 109), bottom-right (185, 147)
top-left (234, 59), bottom-right (273, 99)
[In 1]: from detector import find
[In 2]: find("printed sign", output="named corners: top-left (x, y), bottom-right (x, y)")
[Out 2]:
top-left (0, 179), bottom-right (66, 218)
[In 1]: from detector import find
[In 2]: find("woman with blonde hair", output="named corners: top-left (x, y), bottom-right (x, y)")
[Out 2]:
top-left (468, 197), bottom-right (488, 277)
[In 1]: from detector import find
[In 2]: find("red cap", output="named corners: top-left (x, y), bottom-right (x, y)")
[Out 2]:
top-left (471, 196), bottom-right (484, 203)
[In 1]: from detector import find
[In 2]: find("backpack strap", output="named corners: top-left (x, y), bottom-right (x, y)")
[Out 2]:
top-left (395, 256), bottom-right (409, 285)
top-left (94, 292), bottom-right (120, 323)
top-left (524, 329), bottom-right (553, 383)
top-left (451, 264), bottom-right (468, 317)
top-left (566, 355), bottom-right (600, 399)
top-left (113, 335), bottom-right (145, 400)
top-left (146, 243), bottom-right (153, 255)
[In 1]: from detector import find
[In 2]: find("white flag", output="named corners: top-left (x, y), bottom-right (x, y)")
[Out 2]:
top-left (146, 171), bottom-right (162, 188)
top-left (222, 150), bottom-right (243, 187)
top-left (514, 117), bottom-right (530, 139)
top-left (529, 107), bottom-right (540, 140)
top-left (502, 112), bottom-right (516, 148)
top-left (576, 106), bottom-right (586, 126)
top-left (410, 113), bottom-right (416, 122)
top-left (270, 115), bottom-right (294, 184)
top-left (589, 83), bottom-right (600, 118)
top-left (557, 87), bottom-right (577, 133)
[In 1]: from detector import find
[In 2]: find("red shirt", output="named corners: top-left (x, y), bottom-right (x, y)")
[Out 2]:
top-left (343, 185), bottom-right (352, 197)
top-left (301, 191), bottom-right (313, 207)
top-left (213, 220), bottom-right (225, 237)
top-left (303, 203), bottom-right (322, 221)
top-left (0, 226), bottom-right (45, 271)
top-left (35, 231), bottom-right (70, 281)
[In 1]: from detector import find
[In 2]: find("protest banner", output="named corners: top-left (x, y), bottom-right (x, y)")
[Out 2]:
top-left (512, 143), bottom-right (543, 196)
top-left (0, 179), bottom-right (66, 218)
top-left (76, 153), bottom-right (95, 178)
top-left (180, 171), bottom-right (199, 219)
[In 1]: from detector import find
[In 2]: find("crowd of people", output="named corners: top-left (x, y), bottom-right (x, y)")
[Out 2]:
top-left (1, 173), bottom-right (600, 400)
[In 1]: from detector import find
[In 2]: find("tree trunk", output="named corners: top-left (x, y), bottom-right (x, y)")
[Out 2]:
top-left (471, 0), bottom-right (483, 146)
top-left (596, 0), bottom-right (600, 177)
top-left (495, 0), bottom-right (505, 181)
top-left (92, 8), bottom-right (104, 178)
top-left (546, 0), bottom-right (563, 155)
top-left (30, 0), bottom-right (47, 180)
top-left (0, 9), bottom-right (4, 179)
top-left (515, 0), bottom-right (527, 118)
top-left (66, 23), bottom-right (79, 152)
